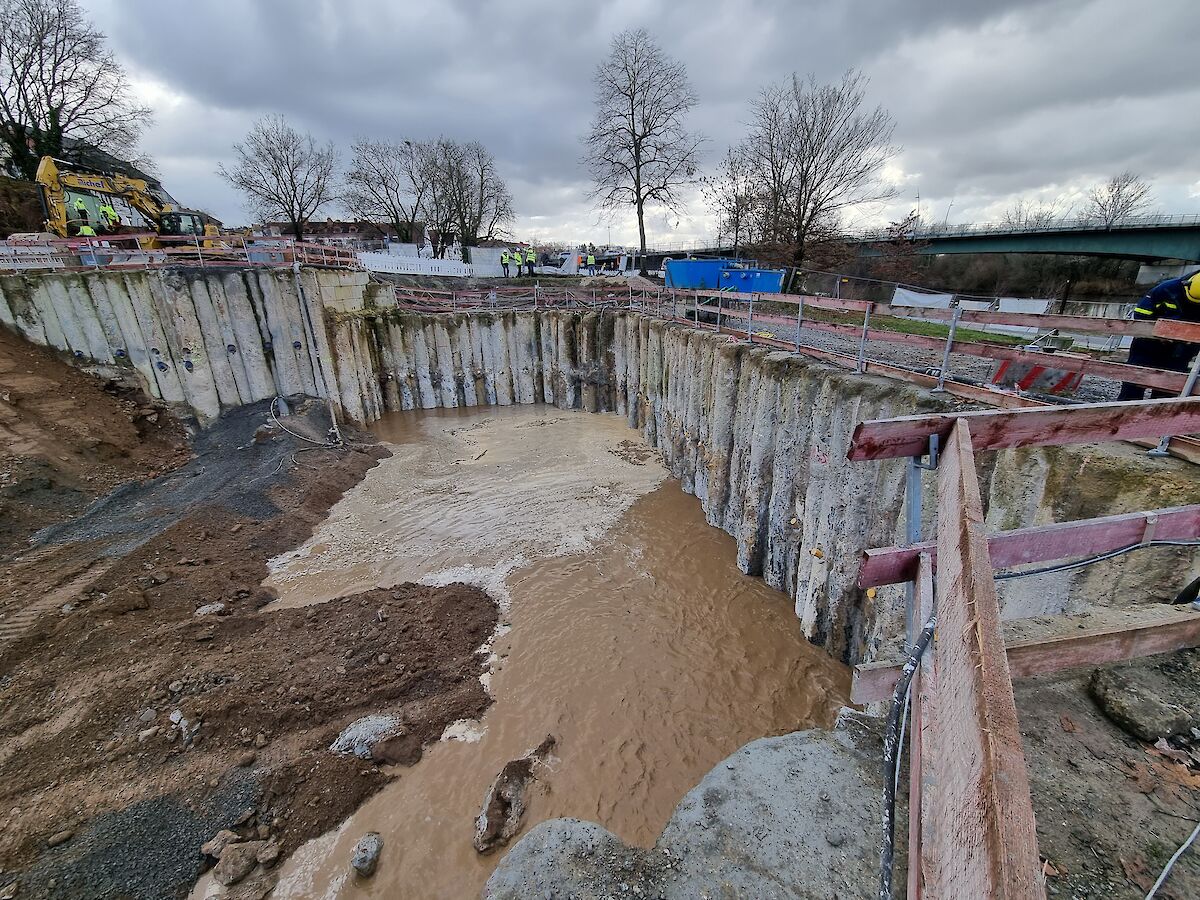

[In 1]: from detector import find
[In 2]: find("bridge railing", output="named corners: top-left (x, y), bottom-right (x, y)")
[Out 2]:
top-left (849, 212), bottom-right (1200, 241)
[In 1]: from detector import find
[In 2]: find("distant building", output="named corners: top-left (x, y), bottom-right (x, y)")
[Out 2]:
top-left (256, 219), bottom-right (427, 246)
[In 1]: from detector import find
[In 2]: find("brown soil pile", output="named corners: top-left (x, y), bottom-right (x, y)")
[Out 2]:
top-left (1017, 656), bottom-right (1200, 899)
top-left (0, 355), bottom-right (499, 898)
top-left (0, 325), bottom-right (189, 556)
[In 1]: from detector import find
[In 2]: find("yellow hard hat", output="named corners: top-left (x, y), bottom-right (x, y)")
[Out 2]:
top-left (1186, 273), bottom-right (1200, 303)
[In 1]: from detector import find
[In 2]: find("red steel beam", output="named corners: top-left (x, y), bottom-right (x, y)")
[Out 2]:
top-left (858, 504), bottom-right (1200, 588)
top-left (847, 397), bottom-right (1200, 460)
top-left (1155, 319), bottom-right (1200, 343)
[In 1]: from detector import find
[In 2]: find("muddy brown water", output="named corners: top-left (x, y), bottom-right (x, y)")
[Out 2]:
top-left (260, 406), bottom-right (849, 899)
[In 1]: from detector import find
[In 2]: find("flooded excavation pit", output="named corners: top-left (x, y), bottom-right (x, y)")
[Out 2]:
top-left (267, 405), bottom-right (850, 899)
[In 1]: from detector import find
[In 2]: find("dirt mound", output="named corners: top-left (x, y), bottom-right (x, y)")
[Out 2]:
top-left (0, 325), bottom-right (189, 556)
top-left (0, 397), bottom-right (499, 899)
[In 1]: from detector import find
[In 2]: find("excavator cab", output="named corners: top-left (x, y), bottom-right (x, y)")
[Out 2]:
top-left (159, 211), bottom-right (208, 237)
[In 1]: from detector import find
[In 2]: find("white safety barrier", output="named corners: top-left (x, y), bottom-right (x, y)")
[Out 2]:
top-left (358, 252), bottom-right (474, 277)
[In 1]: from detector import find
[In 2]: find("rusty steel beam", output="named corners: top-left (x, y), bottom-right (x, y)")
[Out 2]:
top-left (853, 606), bottom-right (1200, 705)
top-left (858, 504), bottom-right (1200, 588)
top-left (848, 397), bottom-right (1200, 460)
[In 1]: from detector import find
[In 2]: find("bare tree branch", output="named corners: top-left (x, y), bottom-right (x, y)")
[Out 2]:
top-left (217, 114), bottom-right (338, 240)
top-left (738, 69), bottom-right (898, 267)
top-left (582, 28), bottom-right (704, 259)
top-left (0, 0), bottom-right (152, 179)
top-left (1083, 171), bottom-right (1152, 228)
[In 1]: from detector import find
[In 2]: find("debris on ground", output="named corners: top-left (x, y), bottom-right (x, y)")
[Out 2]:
top-left (474, 735), bottom-right (557, 854)
top-left (0, 362), bottom-right (499, 898)
top-left (350, 831), bottom-right (383, 878)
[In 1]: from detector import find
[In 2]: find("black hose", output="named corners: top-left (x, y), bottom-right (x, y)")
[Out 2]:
top-left (880, 614), bottom-right (937, 900)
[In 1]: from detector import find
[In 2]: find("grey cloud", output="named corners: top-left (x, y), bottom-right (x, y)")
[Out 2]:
top-left (84, 0), bottom-right (1200, 239)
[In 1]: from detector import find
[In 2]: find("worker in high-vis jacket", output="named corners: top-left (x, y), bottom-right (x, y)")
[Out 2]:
top-left (586, 252), bottom-right (597, 276)
top-left (99, 202), bottom-right (120, 231)
top-left (77, 223), bottom-right (96, 237)
top-left (1116, 271), bottom-right (1200, 401)
top-left (500, 249), bottom-right (510, 277)
top-left (525, 248), bottom-right (536, 276)
top-left (72, 196), bottom-right (89, 226)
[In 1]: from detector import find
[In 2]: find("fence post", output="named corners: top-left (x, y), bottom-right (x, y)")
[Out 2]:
top-left (855, 303), bottom-right (872, 373)
top-left (933, 306), bottom-right (961, 393)
top-left (451, 291), bottom-right (457, 313)
top-left (717, 294), bottom-right (723, 333)
top-left (747, 294), bottom-right (754, 344)
top-left (671, 291), bottom-right (676, 321)
top-left (796, 295), bottom-right (804, 352)
top-left (694, 290), bottom-right (699, 323)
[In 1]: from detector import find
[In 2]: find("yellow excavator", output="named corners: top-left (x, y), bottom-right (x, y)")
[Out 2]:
top-left (32, 156), bottom-right (220, 247)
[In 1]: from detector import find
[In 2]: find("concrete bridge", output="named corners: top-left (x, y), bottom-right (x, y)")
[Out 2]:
top-left (849, 214), bottom-right (1200, 262)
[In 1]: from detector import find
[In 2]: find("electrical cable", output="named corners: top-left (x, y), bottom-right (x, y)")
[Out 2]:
top-left (994, 540), bottom-right (1200, 581)
top-left (269, 396), bottom-right (342, 448)
top-left (1145, 820), bottom-right (1200, 899)
top-left (880, 613), bottom-right (937, 900)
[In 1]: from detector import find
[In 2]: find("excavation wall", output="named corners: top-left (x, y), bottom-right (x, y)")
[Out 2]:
top-left (328, 306), bottom-right (1200, 663)
top-left (4, 268), bottom-right (1197, 663)
top-left (0, 267), bottom-right (379, 423)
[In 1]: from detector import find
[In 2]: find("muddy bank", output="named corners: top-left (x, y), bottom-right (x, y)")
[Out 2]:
top-left (0, 324), bottom-right (189, 558)
top-left (0, 400), bottom-right (499, 900)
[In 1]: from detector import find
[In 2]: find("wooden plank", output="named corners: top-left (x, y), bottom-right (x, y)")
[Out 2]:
top-left (853, 606), bottom-right (1200, 704)
top-left (859, 504), bottom-right (1200, 588)
top-left (848, 397), bottom-right (1200, 460)
top-left (1155, 319), bottom-right (1200, 343)
top-left (922, 420), bottom-right (1044, 898)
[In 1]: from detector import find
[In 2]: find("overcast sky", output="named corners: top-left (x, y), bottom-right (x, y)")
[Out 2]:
top-left (85, 0), bottom-right (1200, 245)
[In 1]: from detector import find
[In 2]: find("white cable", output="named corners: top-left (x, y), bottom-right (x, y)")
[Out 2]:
top-left (1145, 820), bottom-right (1200, 899)
top-left (269, 397), bottom-right (340, 448)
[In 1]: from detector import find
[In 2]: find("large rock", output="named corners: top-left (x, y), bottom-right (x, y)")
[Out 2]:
top-left (1090, 668), bottom-right (1195, 742)
top-left (485, 715), bottom-right (881, 899)
top-left (351, 832), bottom-right (383, 878)
top-left (213, 841), bottom-right (264, 886)
top-left (474, 736), bottom-right (556, 854)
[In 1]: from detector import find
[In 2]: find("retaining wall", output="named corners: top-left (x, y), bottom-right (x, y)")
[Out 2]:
top-left (0, 267), bottom-right (379, 423)
top-left (328, 306), bottom-right (1200, 663)
top-left (4, 269), bottom-right (1196, 663)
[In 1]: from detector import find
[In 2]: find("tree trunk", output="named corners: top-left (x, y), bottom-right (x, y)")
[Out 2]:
top-left (291, 220), bottom-right (304, 241)
top-left (636, 196), bottom-right (649, 276)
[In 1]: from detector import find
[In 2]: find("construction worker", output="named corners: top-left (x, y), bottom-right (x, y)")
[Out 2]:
top-left (526, 247), bottom-right (536, 277)
top-left (1116, 271), bottom-right (1200, 401)
top-left (500, 248), bottom-right (510, 277)
top-left (72, 196), bottom-right (89, 227)
top-left (586, 252), bottom-right (597, 276)
top-left (98, 202), bottom-right (120, 232)
top-left (77, 223), bottom-right (97, 237)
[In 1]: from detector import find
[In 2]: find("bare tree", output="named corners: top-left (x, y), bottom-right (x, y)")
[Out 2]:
top-left (701, 146), bottom-right (756, 256)
top-left (743, 70), bottom-right (898, 267)
top-left (583, 28), bottom-right (704, 260)
top-left (1001, 197), bottom-right (1069, 229)
top-left (1084, 171), bottom-right (1152, 228)
top-left (345, 138), bottom-right (434, 242)
top-left (422, 138), bottom-right (513, 259)
top-left (218, 115), bottom-right (337, 240)
top-left (0, 0), bottom-right (152, 180)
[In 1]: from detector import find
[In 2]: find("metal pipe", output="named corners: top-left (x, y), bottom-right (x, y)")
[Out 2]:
top-left (796, 296), bottom-right (804, 352)
top-left (856, 303), bottom-right (873, 373)
top-left (747, 294), bottom-right (754, 344)
top-left (933, 306), bottom-right (961, 392)
top-left (717, 294), bottom-right (723, 333)
top-left (1149, 350), bottom-right (1200, 456)
top-left (903, 457), bottom-right (922, 648)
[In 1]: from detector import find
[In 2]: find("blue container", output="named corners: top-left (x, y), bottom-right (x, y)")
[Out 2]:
top-left (718, 267), bottom-right (786, 294)
top-left (664, 258), bottom-right (740, 290)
